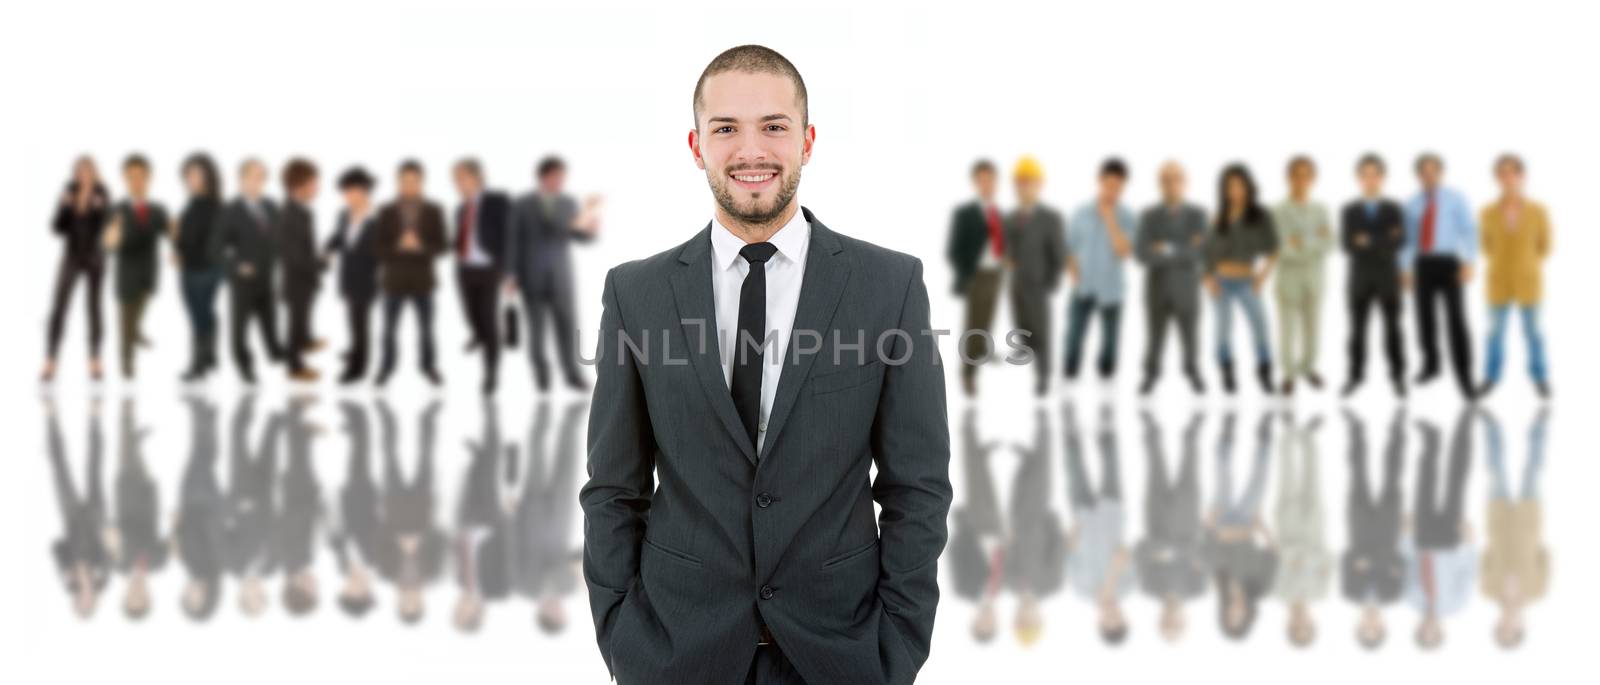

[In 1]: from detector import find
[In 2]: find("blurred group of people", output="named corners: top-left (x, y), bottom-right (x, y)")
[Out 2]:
top-left (947, 153), bottom-right (1552, 401)
top-left (40, 154), bottom-right (602, 395)
top-left (44, 394), bottom-right (586, 632)
top-left (946, 404), bottom-right (1550, 650)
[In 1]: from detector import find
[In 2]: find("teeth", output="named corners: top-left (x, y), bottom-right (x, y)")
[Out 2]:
top-left (734, 173), bottom-right (774, 183)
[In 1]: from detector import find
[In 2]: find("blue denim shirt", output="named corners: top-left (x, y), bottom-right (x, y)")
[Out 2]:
top-left (1068, 201), bottom-right (1138, 303)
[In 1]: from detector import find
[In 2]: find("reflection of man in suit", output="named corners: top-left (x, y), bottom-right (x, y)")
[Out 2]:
top-left (273, 397), bottom-right (322, 616)
top-left (514, 400), bottom-right (586, 634)
top-left (216, 158), bottom-right (284, 384)
top-left (1135, 411), bottom-right (1208, 643)
top-left (323, 168), bottom-right (382, 384)
top-left (175, 396), bottom-right (227, 621)
top-left (45, 397), bottom-right (109, 619)
top-left (328, 401), bottom-right (381, 618)
top-left (378, 399), bottom-right (447, 624)
top-left (451, 159), bottom-right (514, 396)
top-left (944, 160), bottom-right (1004, 397)
top-left (1004, 156), bottom-right (1069, 396)
top-left (1405, 411), bottom-right (1477, 651)
top-left (1006, 408), bottom-right (1066, 648)
top-left (581, 45), bottom-right (950, 685)
top-left (944, 408), bottom-right (1005, 644)
top-left (507, 155), bottom-right (599, 392)
top-left (1342, 409), bottom-right (1406, 651)
top-left (277, 158), bottom-right (324, 381)
top-left (373, 160), bottom-right (449, 387)
top-left (453, 398), bottom-right (515, 633)
top-left (1135, 161), bottom-right (1208, 395)
top-left (113, 398), bottom-right (166, 620)
top-left (226, 394), bottom-right (282, 617)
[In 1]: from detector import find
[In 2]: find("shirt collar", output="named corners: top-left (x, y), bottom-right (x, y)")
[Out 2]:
top-left (710, 200), bottom-right (810, 272)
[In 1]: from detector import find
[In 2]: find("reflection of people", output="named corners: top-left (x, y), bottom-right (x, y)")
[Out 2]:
top-left (1401, 153), bottom-right (1477, 400)
top-left (277, 158), bottom-right (324, 382)
top-left (105, 154), bottom-right (171, 380)
top-left (373, 160), bottom-right (449, 387)
top-left (945, 160), bottom-right (1005, 396)
top-left (1340, 154), bottom-right (1408, 398)
top-left (1004, 156), bottom-right (1069, 396)
top-left (1341, 409), bottom-right (1406, 650)
top-left (225, 394), bottom-right (282, 617)
top-left (453, 398), bottom-right (513, 633)
top-left (1063, 159), bottom-right (1136, 383)
top-left (581, 45), bottom-right (950, 685)
top-left (323, 168), bottom-right (381, 384)
top-left (175, 153), bottom-right (227, 382)
top-left (273, 397), bottom-right (323, 616)
top-left (514, 400), bottom-right (587, 634)
top-left (42, 156), bottom-right (111, 383)
top-left (1477, 154), bottom-right (1553, 400)
top-left (944, 408), bottom-right (1005, 644)
top-left (507, 156), bottom-right (599, 392)
top-left (1204, 412), bottom-right (1277, 640)
top-left (1135, 161), bottom-right (1208, 395)
top-left (1271, 156), bottom-right (1334, 395)
top-left (1404, 411), bottom-right (1477, 650)
top-left (1007, 409), bottom-right (1066, 648)
top-left (1272, 412), bottom-right (1329, 648)
top-left (45, 397), bottom-right (109, 618)
top-left (1135, 411), bottom-right (1208, 644)
top-left (1481, 408), bottom-right (1550, 649)
top-left (451, 159), bottom-right (514, 396)
top-left (377, 399), bottom-right (447, 624)
top-left (1204, 164), bottom-right (1279, 395)
top-left (328, 400), bottom-right (380, 618)
top-left (113, 399), bottom-right (167, 620)
top-left (217, 158), bottom-right (285, 384)
top-left (174, 396), bottom-right (226, 621)
top-left (1063, 403), bottom-right (1133, 646)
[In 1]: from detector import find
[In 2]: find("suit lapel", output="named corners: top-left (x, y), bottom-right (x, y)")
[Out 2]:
top-left (758, 207), bottom-right (849, 463)
top-left (669, 224), bottom-right (757, 465)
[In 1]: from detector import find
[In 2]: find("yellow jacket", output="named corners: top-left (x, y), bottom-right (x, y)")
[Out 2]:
top-left (1480, 199), bottom-right (1551, 305)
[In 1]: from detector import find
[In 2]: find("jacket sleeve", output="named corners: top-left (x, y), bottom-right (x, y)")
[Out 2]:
top-left (868, 257), bottom-right (953, 681)
top-left (579, 267), bottom-right (658, 676)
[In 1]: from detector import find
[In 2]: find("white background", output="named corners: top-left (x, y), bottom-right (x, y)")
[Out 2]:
top-left (1, 0), bottom-right (1594, 682)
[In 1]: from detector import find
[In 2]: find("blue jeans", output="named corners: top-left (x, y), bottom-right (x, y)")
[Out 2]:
top-left (1483, 304), bottom-right (1547, 384)
top-left (1062, 294), bottom-right (1122, 379)
top-left (1484, 408), bottom-right (1548, 501)
top-left (180, 267), bottom-right (223, 367)
top-left (1213, 277), bottom-right (1271, 366)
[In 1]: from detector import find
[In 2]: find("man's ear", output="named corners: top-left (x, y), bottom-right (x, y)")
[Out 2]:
top-left (688, 129), bottom-right (705, 170)
top-left (800, 124), bottom-right (816, 166)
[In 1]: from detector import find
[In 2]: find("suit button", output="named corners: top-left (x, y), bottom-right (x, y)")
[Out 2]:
top-left (755, 492), bottom-right (772, 508)
top-left (759, 584), bottom-right (775, 600)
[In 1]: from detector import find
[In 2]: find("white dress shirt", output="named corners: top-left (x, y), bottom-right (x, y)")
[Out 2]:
top-left (710, 202), bottom-right (811, 454)
top-left (460, 191), bottom-right (491, 267)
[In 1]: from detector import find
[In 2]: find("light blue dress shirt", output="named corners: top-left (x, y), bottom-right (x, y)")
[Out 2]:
top-left (1401, 187), bottom-right (1477, 268)
top-left (1068, 202), bottom-right (1138, 304)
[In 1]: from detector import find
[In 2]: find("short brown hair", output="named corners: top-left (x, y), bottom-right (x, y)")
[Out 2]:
top-left (692, 44), bottom-right (808, 129)
top-left (1494, 153), bottom-right (1525, 175)
top-left (283, 158), bottom-right (318, 193)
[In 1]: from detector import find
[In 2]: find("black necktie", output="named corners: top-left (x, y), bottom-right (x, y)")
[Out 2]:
top-left (732, 242), bottom-right (778, 451)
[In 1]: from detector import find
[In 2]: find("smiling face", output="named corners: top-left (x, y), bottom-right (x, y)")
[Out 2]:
top-left (689, 69), bottom-right (813, 231)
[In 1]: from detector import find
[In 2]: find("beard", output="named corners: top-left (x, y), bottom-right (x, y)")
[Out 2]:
top-left (708, 162), bottom-right (801, 227)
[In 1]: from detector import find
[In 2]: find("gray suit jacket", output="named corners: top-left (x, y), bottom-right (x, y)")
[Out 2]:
top-left (1003, 204), bottom-right (1068, 294)
top-left (582, 206), bottom-right (952, 685)
top-left (1135, 202), bottom-right (1208, 311)
top-left (507, 191), bottom-right (593, 293)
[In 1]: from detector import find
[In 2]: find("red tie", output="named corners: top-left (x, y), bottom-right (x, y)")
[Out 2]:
top-left (134, 201), bottom-right (148, 224)
top-left (1421, 552), bottom-right (1437, 612)
top-left (984, 205), bottom-right (1004, 258)
top-left (1420, 191), bottom-right (1437, 253)
top-left (458, 200), bottom-right (477, 258)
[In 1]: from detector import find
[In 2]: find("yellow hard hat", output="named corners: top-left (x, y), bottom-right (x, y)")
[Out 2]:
top-left (1013, 155), bottom-right (1044, 182)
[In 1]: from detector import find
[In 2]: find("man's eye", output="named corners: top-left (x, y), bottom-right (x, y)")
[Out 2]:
top-left (715, 126), bottom-right (734, 134)
top-left (766, 125), bottom-right (787, 132)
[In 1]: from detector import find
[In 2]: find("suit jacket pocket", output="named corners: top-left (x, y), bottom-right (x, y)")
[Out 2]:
top-left (812, 359), bottom-right (882, 395)
top-left (642, 537), bottom-right (704, 568)
top-left (821, 538), bottom-right (880, 570)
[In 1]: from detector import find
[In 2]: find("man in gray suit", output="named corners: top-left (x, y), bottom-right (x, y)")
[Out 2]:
top-left (1135, 161), bottom-right (1209, 396)
top-left (507, 156), bottom-right (600, 391)
top-left (581, 45), bottom-right (951, 685)
top-left (1003, 156), bottom-right (1068, 396)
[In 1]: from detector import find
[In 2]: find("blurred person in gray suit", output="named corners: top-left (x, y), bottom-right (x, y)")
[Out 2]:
top-left (175, 395), bottom-right (227, 622)
top-left (377, 399), bottom-right (447, 625)
top-left (507, 155), bottom-right (600, 392)
top-left (225, 394), bottom-right (282, 617)
top-left (1135, 161), bottom-right (1208, 395)
top-left (328, 400), bottom-right (382, 619)
top-left (1006, 408), bottom-right (1066, 649)
top-left (1342, 409), bottom-right (1407, 650)
top-left (581, 45), bottom-right (950, 685)
top-left (273, 396), bottom-right (323, 617)
top-left (453, 398), bottom-right (515, 633)
top-left (1004, 155), bottom-right (1069, 396)
top-left (1135, 410), bottom-right (1208, 643)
